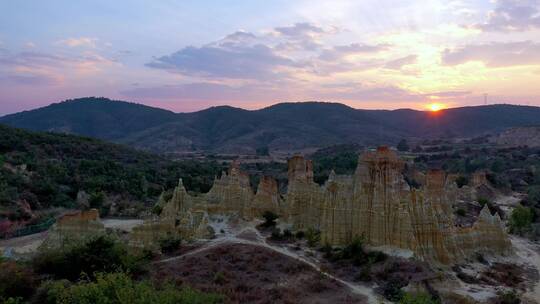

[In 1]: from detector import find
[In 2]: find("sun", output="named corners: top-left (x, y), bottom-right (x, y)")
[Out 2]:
top-left (427, 103), bottom-right (445, 112)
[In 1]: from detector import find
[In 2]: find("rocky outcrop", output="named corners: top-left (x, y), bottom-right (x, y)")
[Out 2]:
top-left (40, 209), bottom-right (105, 249)
top-left (494, 126), bottom-right (540, 147)
top-left (132, 148), bottom-right (511, 263)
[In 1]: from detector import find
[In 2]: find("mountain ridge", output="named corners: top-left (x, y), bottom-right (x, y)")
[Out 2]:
top-left (2, 97), bottom-right (540, 153)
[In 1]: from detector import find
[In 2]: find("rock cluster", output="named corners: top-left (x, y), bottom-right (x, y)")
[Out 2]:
top-left (131, 147), bottom-right (511, 263)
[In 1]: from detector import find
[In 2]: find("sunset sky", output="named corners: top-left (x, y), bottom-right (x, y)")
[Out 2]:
top-left (1, 0), bottom-right (540, 115)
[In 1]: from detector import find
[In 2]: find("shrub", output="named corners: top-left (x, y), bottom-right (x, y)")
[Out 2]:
top-left (400, 292), bottom-right (440, 304)
top-left (478, 197), bottom-right (490, 207)
top-left (270, 228), bottom-right (283, 240)
top-left (493, 290), bottom-right (520, 304)
top-left (88, 191), bottom-right (105, 209)
top-left (455, 176), bottom-right (468, 188)
top-left (509, 205), bottom-right (534, 235)
top-left (282, 229), bottom-right (293, 239)
top-left (32, 235), bottom-right (147, 281)
top-left (152, 204), bottom-right (163, 216)
top-left (295, 231), bottom-right (305, 239)
top-left (261, 211), bottom-right (279, 227)
top-left (0, 260), bottom-right (37, 301)
top-left (159, 234), bottom-right (182, 254)
top-left (42, 272), bottom-right (222, 304)
top-left (379, 276), bottom-right (406, 301)
top-left (340, 236), bottom-right (365, 261)
top-left (397, 139), bottom-right (409, 152)
top-left (305, 228), bottom-right (321, 247)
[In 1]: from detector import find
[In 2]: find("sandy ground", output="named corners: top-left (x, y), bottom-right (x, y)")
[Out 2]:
top-left (0, 231), bottom-right (47, 256)
top-left (102, 218), bottom-right (144, 232)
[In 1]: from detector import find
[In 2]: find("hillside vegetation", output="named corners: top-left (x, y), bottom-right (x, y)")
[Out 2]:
top-left (0, 124), bottom-right (225, 221)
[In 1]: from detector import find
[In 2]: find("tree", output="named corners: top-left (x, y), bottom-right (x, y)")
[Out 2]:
top-left (509, 204), bottom-right (534, 235)
top-left (255, 146), bottom-right (270, 156)
top-left (261, 211), bottom-right (279, 227)
top-left (397, 139), bottom-right (410, 152)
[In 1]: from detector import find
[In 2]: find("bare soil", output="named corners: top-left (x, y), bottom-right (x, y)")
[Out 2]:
top-left (151, 243), bottom-right (367, 304)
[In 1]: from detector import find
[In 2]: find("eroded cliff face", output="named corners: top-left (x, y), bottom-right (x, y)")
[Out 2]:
top-left (132, 148), bottom-right (511, 263)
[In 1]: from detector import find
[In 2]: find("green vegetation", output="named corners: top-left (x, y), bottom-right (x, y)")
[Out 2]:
top-left (455, 175), bottom-right (468, 188)
top-left (310, 144), bottom-right (361, 184)
top-left (32, 235), bottom-right (146, 281)
top-left (261, 211), bottom-right (279, 227)
top-left (0, 124), bottom-right (225, 220)
top-left (397, 139), bottom-right (409, 152)
top-left (305, 228), bottom-right (321, 247)
top-left (159, 234), bottom-right (182, 254)
top-left (39, 272), bottom-right (222, 304)
top-left (0, 235), bottom-right (220, 303)
top-left (0, 260), bottom-right (36, 302)
top-left (255, 146), bottom-right (269, 156)
top-left (509, 205), bottom-right (534, 235)
top-left (399, 292), bottom-right (439, 304)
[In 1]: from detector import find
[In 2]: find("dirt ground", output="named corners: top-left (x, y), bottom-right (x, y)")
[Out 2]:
top-left (151, 242), bottom-right (368, 304)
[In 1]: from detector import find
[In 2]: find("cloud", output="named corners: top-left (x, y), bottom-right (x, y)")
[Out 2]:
top-left (384, 55), bottom-right (417, 70)
top-left (147, 44), bottom-right (300, 80)
top-left (57, 37), bottom-right (98, 48)
top-left (1, 74), bottom-right (60, 86)
top-left (274, 22), bottom-right (325, 37)
top-left (475, 0), bottom-right (540, 32)
top-left (147, 22), bottom-right (387, 80)
top-left (319, 43), bottom-right (390, 61)
top-left (442, 41), bottom-right (540, 67)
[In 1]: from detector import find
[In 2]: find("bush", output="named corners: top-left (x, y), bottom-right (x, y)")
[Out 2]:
top-left (509, 205), bottom-right (534, 235)
top-left (270, 228), bottom-right (283, 240)
top-left (305, 228), bottom-right (321, 247)
top-left (397, 139), bottom-right (409, 152)
top-left (261, 211), bottom-right (279, 227)
top-left (0, 260), bottom-right (37, 301)
top-left (41, 272), bottom-right (222, 304)
top-left (493, 290), bottom-right (520, 304)
top-left (455, 176), bottom-right (468, 188)
top-left (478, 197), bottom-right (490, 207)
top-left (295, 231), bottom-right (305, 239)
top-left (400, 292), bottom-right (440, 304)
top-left (159, 235), bottom-right (182, 254)
top-left (32, 235), bottom-right (147, 281)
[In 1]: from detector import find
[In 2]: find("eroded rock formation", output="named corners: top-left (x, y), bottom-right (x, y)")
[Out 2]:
top-left (132, 148), bottom-right (511, 263)
top-left (40, 209), bottom-right (105, 249)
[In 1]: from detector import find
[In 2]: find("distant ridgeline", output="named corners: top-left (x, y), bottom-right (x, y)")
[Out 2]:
top-left (3, 97), bottom-right (540, 153)
top-left (130, 147), bottom-right (511, 264)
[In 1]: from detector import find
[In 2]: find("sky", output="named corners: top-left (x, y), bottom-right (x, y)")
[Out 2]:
top-left (1, 0), bottom-right (540, 115)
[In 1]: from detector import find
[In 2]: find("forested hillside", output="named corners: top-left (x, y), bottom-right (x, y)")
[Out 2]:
top-left (0, 124), bottom-right (225, 222)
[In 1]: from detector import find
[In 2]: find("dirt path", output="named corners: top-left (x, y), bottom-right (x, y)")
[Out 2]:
top-left (102, 218), bottom-right (144, 232)
top-left (0, 231), bottom-right (47, 256)
top-left (156, 226), bottom-right (387, 304)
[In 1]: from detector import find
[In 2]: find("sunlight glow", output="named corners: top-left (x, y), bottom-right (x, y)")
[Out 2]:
top-left (427, 103), bottom-right (444, 112)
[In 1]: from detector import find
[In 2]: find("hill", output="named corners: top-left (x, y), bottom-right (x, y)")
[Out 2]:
top-left (0, 97), bottom-right (178, 140)
top-left (0, 124), bottom-right (225, 223)
top-left (3, 98), bottom-right (540, 153)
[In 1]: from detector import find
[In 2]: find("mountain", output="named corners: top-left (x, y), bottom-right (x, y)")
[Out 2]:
top-left (0, 97), bottom-right (178, 140)
top-left (2, 97), bottom-right (540, 153)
